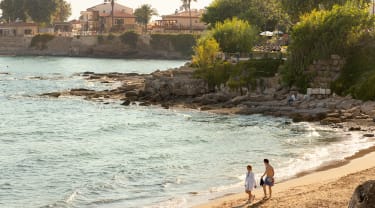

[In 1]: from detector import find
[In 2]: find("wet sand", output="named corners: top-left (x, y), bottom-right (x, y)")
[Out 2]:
top-left (194, 146), bottom-right (375, 208)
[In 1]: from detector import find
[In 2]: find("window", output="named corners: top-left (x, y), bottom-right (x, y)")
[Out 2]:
top-left (115, 19), bottom-right (124, 25)
top-left (24, 29), bottom-right (32, 35)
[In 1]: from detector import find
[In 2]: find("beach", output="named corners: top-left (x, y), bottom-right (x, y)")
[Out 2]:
top-left (2, 56), bottom-right (375, 207)
top-left (194, 147), bottom-right (375, 208)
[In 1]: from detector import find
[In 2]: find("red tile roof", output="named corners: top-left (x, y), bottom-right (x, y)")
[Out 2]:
top-left (99, 12), bottom-right (135, 18)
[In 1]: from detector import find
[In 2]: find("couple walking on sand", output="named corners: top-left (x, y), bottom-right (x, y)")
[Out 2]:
top-left (245, 159), bottom-right (275, 203)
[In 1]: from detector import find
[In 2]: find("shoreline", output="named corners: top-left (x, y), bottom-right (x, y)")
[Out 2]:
top-left (0, 54), bottom-right (189, 61)
top-left (193, 144), bottom-right (375, 208)
top-left (31, 63), bottom-right (375, 207)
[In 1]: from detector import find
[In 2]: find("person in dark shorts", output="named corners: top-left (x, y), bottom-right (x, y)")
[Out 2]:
top-left (261, 159), bottom-right (275, 199)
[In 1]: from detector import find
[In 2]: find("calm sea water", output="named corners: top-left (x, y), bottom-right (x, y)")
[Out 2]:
top-left (0, 57), bottom-right (374, 208)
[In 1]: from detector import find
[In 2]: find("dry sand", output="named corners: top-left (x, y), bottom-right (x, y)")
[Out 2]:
top-left (194, 147), bottom-right (375, 208)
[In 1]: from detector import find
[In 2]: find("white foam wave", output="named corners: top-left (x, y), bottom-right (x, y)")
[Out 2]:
top-left (276, 131), bottom-right (375, 180)
top-left (64, 190), bottom-right (79, 203)
top-left (144, 197), bottom-right (187, 208)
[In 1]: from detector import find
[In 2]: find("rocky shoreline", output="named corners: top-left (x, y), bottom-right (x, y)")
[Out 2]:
top-left (41, 65), bottom-right (375, 134)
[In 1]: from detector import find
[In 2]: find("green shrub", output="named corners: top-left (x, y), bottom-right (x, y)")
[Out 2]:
top-left (150, 34), bottom-right (197, 57)
top-left (240, 59), bottom-right (282, 77)
top-left (194, 62), bottom-right (232, 91)
top-left (194, 59), bottom-right (280, 92)
top-left (107, 33), bottom-right (115, 41)
top-left (210, 17), bottom-right (258, 54)
top-left (97, 35), bottom-right (104, 44)
top-left (331, 33), bottom-right (375, 100)
top-left (30, 34), bottom-right (55, 50)
top-left (227, 65), bottom-right (256, 94)
top-left (283, 3), bottom-right (373, 90)
top-left (192, 36), bottom-right (221, 68)
top-left (352, 72), bottom-right (375, 101)
top-left (119, 31), bottom-right (139, 48)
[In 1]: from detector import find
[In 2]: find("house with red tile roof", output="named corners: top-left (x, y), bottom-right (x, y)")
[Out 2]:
top-left (153, 9), bottom-right (207, 32)
top-left (80, 1), bottom-right (136, 34)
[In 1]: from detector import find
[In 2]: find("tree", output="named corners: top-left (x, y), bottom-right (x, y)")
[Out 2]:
top-left (181, 0), bottom-right (197, 32)
top-left (134, 4), bottom-right (157, 32)
top-left (0, 0), bottom-right (72, 24)
top-left (25, 0), bottom-right (58, 24)
top-left (52, 0), bottom-right (71, 22)
top-left (281, 0), bottom-right (371, 23)
top-left (0, 0), bottom-right (27, 22)
top-left (210, 18), bottom-right (257, 53)
top-left (202, 0), bottom-right (291, 32)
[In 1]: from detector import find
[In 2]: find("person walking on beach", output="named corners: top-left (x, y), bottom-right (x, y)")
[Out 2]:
top-left (245, 165), bottom-right (256, 203)
top-left (261, 159), bottom-right (274, 199)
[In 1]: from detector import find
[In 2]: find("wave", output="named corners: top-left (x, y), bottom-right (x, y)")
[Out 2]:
top-left (144, 197), bottom-right (187, 208)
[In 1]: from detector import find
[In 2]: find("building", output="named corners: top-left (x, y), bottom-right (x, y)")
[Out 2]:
top-left (80, 10), bottom-right (100, 35)
top-left (153, 9), bottom-right (207, 32)
top-left (54, 22), bottom-right (72, 36)
top-left (80, 1), bottom-right (136, 34)
top-left (0, 23), bottom-right (38, 37)
top-left (70, 20), bottom-right (82, 36)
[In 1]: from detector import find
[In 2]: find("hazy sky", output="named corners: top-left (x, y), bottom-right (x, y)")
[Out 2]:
top-left (66, 0), bottom-right (213, 20)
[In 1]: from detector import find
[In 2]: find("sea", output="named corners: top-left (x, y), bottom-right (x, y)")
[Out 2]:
top-left (0, 56), bottom-right (374, 208)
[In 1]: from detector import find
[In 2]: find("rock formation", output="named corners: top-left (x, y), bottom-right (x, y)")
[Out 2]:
top-left (349, 180), bottom-right (375, 208)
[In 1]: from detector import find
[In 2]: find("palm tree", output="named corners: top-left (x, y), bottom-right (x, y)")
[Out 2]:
top-left (134, 4), bottom-right (158, 33)
top-left (181, 0), bottom-right (197, 33)
top-left (111, 0), bottom-right (115, 28)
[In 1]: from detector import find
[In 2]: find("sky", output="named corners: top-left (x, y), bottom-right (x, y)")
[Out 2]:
top-left (66, 0), bottom-right (214, 20)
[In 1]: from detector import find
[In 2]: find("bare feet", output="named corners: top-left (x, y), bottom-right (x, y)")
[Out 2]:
top-left (252, 194), bottom-right (255, 202)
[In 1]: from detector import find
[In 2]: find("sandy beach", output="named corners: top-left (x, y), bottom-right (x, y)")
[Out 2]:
top-left (194, 146), bottom-right (375, 208)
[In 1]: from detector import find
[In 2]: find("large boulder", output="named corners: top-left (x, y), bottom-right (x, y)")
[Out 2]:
top-left (349, 180), bottom-right (375, 208)
top-left (194, 92), bottom-right (233, 105)
top-left (360, 101), bottom-right (375, 116)
top-left (144, 69), bottom-right (208, 98)
top-left (320, 117), bottom-right (342, 125)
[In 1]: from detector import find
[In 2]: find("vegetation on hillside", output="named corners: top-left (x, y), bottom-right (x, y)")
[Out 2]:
top-left (280, 0), bottom-right (371, 23)
top-left (202, 0), bottom-right (291, 32)
top-left (331, 33), bottom-right (375, 100)
top-left (120, 31), bottom-right (140, 48)
top-left (282, 3), bottom-right (374, 92)
top-left (194, 0), bottom-right (375, 100)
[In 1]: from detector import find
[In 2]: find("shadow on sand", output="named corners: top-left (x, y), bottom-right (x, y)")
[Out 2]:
top-left (232, 198), bottom-right (269, 208)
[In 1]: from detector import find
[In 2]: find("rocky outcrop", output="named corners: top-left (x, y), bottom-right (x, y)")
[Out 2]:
top-left (349, 180), bottom-right (375, 208)
top-left (143, 67), bottom-right (208, 101)
top-left (39, 65), bottom-right (375, 126)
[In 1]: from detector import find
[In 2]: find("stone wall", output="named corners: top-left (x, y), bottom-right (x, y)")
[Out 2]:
top-left (0, 35), bottom-right (193, 59)
top-left (307, 54), bottom-right (345, 88)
